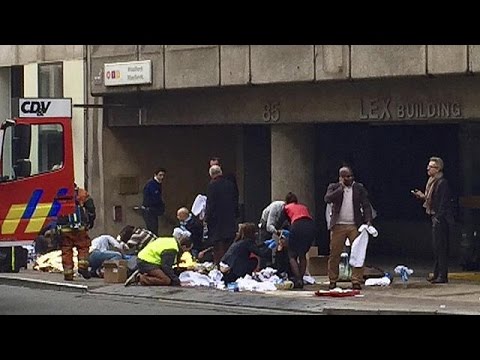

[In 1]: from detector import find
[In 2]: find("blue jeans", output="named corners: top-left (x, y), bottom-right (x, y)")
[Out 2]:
top-left (89, 250), bottom-right (123, 275)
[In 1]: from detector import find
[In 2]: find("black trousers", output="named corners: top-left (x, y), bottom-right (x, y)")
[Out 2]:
top-left (143, 209), bottom-right (159, 236)
top-left (432, 217), bottom-right (450, 280)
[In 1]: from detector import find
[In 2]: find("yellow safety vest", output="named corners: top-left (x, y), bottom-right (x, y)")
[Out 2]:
top-left (137, 237), bottom-right (179, 265)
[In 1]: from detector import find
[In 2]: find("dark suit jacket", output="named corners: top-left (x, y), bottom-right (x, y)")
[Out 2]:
top-left (224, 173), bottom-right (240, 219)
top-left (207, 172), bottom-right (239, 219)
top-left (205, 175), bottom-right (237, 242)
top-left (431, 177), bottom-right (454, 223)
top-left (324, 182), bottom-right (372, 230)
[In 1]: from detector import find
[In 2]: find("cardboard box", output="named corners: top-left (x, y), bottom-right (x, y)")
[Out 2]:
top-left (103, 259), bottom-right (128, 283)
top-left (307, 255), bottom-right (328, 276)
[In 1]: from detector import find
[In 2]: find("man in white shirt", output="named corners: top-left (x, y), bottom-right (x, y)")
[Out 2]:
top-left (89, 235), bottom-right (129, 277)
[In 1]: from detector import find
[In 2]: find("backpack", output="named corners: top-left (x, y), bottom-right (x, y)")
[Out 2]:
top-left (77, 188), bottom-right (96, 229)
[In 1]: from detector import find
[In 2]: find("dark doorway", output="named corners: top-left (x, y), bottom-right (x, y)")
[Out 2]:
top-left (315, 122), bottom-right (460, 259)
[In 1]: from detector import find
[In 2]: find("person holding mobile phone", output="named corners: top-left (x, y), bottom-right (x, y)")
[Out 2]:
top-left (324, 166), bottom-right (373, 291)
top-left (412, 156), bottom-right (454, 284)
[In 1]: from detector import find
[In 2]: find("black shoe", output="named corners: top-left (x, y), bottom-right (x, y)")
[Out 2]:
top-left (430, 278), bottom-right (448, 284)
top-left (294, 279), bottom-right (304, 289)
top-left (78, 268), bottom-right (91, 280)
top-left (329, 282), bottom-right (337, 290)
top-left (426, 274), bottom-right (438, 282)
top-left (124, 269), bottom-right (140, 287)
top-left (352, 283), bottom-right (362, 290)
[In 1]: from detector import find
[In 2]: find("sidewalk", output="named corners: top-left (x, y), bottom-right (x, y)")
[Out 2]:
top-left (1, 267), bottom-right (480, 314)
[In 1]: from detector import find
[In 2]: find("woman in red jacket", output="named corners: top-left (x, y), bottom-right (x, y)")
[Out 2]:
top-left (283, 192), bottom-right (316, 289)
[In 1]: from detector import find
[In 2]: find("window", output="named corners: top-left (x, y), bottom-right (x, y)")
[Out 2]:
top-left (1, 123), bottom-right (64, 181)
top-left (38, 63), bottom-right (63, 97)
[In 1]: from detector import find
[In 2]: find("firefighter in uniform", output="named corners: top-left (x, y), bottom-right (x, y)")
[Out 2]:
top-left (57, 184), bottom-right (95, 281)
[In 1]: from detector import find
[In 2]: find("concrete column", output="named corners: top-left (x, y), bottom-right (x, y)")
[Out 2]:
top-left (271, 125), bottom-right (315, 217)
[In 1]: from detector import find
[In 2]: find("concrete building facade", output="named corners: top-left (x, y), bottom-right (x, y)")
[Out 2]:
top-left (85, 45), bottom-right (480, 263)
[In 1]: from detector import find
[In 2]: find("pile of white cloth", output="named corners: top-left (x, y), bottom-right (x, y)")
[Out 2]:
top-left (349, 224), bottom-right (379, 267)
top-left (365, 276), bottom-right (391, 286)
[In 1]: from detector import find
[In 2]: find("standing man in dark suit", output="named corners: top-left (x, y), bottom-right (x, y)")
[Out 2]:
top-left (205, 165), bottom-right (237, 265)
top-left (209, 156), bottom-right (240, 220)
top-left (324, 166), bottom-right (373, 290)
top-left (142, 168), bottom-right (166, 236)
top-left (412, 156), bottom-right (454, 284)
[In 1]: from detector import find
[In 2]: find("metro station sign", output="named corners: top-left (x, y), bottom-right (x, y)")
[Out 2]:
top-left (104, 60), bottom-right (152, 87)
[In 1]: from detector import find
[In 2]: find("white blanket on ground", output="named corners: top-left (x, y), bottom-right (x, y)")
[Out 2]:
top-left (365, 276), bottom-right (391, 286)
top-left (349, 225), bottom-right (378, 267)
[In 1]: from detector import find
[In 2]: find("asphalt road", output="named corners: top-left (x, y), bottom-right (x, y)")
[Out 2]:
top-left (0, 284), bottom-right (299, 315)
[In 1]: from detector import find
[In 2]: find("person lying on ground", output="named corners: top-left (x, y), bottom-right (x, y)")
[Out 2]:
top-left (89, 234), bottom-right (129, 277)
top-left (117, 225), bottom-right (157, 255)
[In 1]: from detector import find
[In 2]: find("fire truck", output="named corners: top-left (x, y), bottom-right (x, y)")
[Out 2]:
top-left (0, 98), bottom-right (76, 271)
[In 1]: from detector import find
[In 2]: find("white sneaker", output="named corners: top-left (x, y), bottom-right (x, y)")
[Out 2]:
top-left (124, 269), bottom-right (140, 287)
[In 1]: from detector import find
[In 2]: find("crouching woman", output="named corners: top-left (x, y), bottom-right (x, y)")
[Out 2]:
top-left (125, 232), bottom-right (192, 286)
top-left (220, 222), bottom-right (272, 284)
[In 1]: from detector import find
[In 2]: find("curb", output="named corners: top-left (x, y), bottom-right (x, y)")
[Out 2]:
top-left (0, 275), bottom-right (88, 293)
top-left (90, 288), bottom-right (324, 315)
top-left (0, 276), bottom-right (475, 315)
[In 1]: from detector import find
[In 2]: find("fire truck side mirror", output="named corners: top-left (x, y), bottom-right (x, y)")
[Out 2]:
top-left (0, 118), bottom-right (16, 130)
top-left (13, 159), bottom-right (31, 178)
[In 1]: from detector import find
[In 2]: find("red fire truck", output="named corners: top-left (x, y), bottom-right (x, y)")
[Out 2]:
top-left (0, 98), bottom-right (76, 271)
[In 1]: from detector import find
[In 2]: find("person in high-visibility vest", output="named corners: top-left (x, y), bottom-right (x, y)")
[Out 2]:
top-left (124, 230), bottom-right (192, 286)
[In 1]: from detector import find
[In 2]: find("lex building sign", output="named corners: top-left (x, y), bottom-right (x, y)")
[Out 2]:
top-left (104, 60), bottom-right (152, 86)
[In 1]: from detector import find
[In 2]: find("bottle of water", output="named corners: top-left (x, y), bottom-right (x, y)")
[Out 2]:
top-left (339, 252), bottom-right (349, 281)
top-left (227, 282), bottom-right (239, 292)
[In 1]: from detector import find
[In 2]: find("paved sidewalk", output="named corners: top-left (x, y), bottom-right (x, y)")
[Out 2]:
top-left (1, 269), bottom-right (480, 314)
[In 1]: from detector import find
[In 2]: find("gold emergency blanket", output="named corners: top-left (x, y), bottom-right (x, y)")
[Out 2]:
top-left (33, 249), bottom-right (78, 272)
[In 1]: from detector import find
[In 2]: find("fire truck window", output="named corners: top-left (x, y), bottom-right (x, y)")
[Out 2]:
top-left (4, 123), bottom-right (64, 179)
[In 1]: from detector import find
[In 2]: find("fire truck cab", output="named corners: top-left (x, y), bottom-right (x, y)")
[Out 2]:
top-left (0, 98), bottom-right (76, 270)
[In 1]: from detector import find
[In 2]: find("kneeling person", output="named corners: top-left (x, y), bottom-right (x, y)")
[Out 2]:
top-left (125, 232), bottom-right (192, 286)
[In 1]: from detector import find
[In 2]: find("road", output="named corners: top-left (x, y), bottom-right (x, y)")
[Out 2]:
top-left (0, 285), bottom-right (299, 315)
